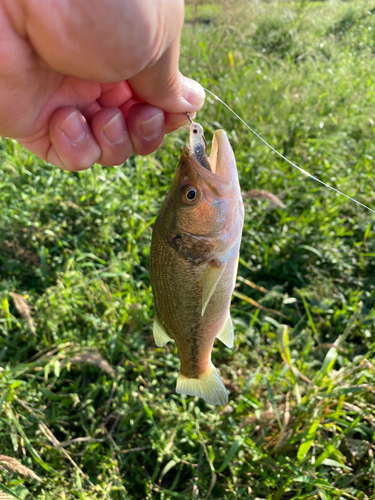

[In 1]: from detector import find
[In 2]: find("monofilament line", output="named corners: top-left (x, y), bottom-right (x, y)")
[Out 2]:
top-left (203, 87), bottom-right (375, 215)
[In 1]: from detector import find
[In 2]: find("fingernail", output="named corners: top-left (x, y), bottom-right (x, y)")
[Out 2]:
top-left (140, 111), bottom-right (164, 141)
top-left (102, 113), bottom-right (125, 145)
top-left (61, 111), bottom-right (87, 143)
top-left (183, 78), bottom-right (205, 108)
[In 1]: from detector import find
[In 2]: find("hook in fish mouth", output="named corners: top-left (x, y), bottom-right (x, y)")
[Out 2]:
top-left (186, 112), bottom-right (193, 123)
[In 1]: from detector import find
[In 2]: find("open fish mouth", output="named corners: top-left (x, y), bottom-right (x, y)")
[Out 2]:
top-left (208, 130), bottom-right (232, 178)
top-left (187, 120), bottom-right (234, 180)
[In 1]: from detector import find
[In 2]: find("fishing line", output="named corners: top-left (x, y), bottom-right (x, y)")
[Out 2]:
top-left (203, 87), bottom-right (375, 215)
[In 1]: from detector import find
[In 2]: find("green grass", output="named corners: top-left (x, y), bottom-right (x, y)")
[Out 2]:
top-left (1, 1), bottom-right (375, 498)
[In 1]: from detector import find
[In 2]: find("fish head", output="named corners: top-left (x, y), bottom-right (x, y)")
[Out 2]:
top-left (160, 129), bottom-right (244, 264)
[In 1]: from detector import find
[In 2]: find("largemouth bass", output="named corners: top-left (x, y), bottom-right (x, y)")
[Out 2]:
top-left (150, 120), bottom-right (244, 405)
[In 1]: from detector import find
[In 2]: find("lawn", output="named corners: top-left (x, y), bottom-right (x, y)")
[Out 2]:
top-left (1, 1), bottom-right (375, 498)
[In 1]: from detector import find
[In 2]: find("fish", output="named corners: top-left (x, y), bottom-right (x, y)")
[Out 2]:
top-left (150, 120), bottom-right (244, 405)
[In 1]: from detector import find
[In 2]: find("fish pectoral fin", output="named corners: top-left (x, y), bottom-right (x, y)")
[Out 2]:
top-left (217, 315), bottom-right (234, 348)
top-left (176, 363), bottom-right (228, 406)
top-left (201, 262), bottom-right (226, 316)
top-left (153, 314), bottom-right (172, 347)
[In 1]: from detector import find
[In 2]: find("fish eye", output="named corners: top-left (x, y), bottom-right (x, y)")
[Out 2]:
top-left (193, 129), bottom-right (198, 134)
top-left (181, 186), bottom-right (198, 203)
top-left (186, 188), bottom-right (196, 200)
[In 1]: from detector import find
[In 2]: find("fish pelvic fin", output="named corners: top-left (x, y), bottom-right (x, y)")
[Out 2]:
top-left (153, 312), bottom-right (172, 347)
top-left (176, 363), bottom-right (228, 406)
top-left (201, 262), bottom-right (226, 316)
top-left (217, 315), bottom-right (234, 348)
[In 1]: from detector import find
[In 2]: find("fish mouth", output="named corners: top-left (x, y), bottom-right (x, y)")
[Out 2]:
top-left (182, 129), bottom-right (233, 179)
top-left (179, 129), bottom-right (235, 198)
top-left (208, 130), bottom-right (233, 178)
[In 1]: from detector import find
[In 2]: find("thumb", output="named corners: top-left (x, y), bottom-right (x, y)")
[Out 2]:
top-left (130, 69), bottom-right (205, 115)
top-left (127, 2), bottom-right (205, 114)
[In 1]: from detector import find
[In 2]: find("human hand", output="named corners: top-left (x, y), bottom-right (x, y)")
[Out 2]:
top-left (0, 0), bottom-right (205, 171)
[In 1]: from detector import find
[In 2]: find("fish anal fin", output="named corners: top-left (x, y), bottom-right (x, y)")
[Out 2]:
top-left (217, 315), bottom-right (234, 348)
top-left (176, 363), bottom-right (228, 406)
top-left (202, 261), bottom-right (226, 316)
top-left (153, 313), bottom-right (172, 347)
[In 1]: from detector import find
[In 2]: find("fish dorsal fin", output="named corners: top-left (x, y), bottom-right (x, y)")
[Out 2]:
top-left (153, 312), bottom-right (172, 347)
top-left (201, 261), bottom-right (226, 316)
top-left (217, 315), bottom-right (234, 348)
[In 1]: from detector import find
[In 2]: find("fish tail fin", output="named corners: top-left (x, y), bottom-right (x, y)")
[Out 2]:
top-left (176, 363), bottom-right (228, 406)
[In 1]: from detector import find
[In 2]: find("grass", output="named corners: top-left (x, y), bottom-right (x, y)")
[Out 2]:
top-left (1, 0), bottom-right (375, 498)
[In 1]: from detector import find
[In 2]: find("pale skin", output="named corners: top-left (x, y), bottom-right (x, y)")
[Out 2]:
top-left (0, 0), bottom-right (205, 171)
